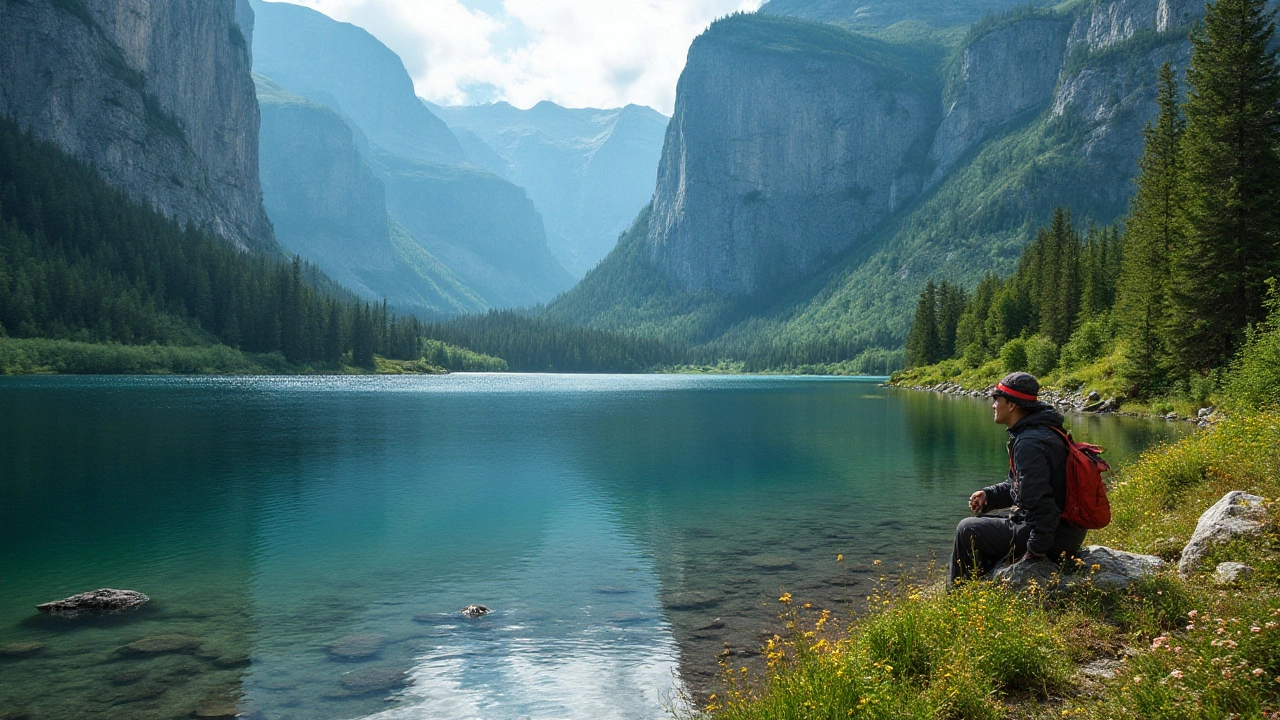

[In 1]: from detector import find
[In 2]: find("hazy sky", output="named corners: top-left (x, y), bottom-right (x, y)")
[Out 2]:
top-left (284, 0), bottom-right (763, 114)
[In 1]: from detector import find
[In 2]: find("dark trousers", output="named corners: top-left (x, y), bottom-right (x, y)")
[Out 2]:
top-left (947, 515), bottom-right (1087, 587)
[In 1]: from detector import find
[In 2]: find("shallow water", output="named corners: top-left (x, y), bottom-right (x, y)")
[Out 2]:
top-left (0, 375), bottom-right (1187, 719)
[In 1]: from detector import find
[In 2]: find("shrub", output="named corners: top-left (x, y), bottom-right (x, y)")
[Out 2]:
top-left (1026, 335), bottom-right (1060, 376)
top-left (1061, 316), bottom-right (1115, 370)
top-left (1001, 338), bottom-right (1029, 373)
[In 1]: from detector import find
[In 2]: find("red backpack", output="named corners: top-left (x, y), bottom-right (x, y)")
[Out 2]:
top-left (1051, 426), bottom-right (1112, 529)
top-left (1008, 426), bottom-right (1112, 529)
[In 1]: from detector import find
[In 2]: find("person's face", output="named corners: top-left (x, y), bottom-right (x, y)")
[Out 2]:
top-left (991, 395), bottom-right (1018, 426)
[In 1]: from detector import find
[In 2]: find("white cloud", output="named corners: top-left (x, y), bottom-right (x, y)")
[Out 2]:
top-left (281, 0), bottom-right (763, 113)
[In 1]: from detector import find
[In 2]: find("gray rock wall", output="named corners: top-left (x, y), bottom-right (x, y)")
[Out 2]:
top-left (646, 22), bottom-right (939, 297)
top-left (0, 0), bottom-right (273, 251)
top-left (929, 18), bottom-right (1071, 183)
top-left (256, 77), bottom-right (395, 298)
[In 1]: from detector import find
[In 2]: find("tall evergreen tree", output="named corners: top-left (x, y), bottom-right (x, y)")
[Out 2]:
top-left (904, 280), bottom-right (940, 368)
top-left (1117, 62), bottom-right (1186, 396)
top-left (1169, 0), bottom-right (1280, 373)
top-left (935, 281), bottom-right (968, 360)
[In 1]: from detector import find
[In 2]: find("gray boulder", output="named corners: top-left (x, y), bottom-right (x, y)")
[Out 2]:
top-left (1214, 561), bottom-right (1254, 584)
top-left (460, 604), bottom-right (490, 619)
top-left (991, 545), bottom-right (1161, 592)
top-left (36, 588), bottom-right (149, 618)
top-left (1179, 492), bottom-right (1268, 577)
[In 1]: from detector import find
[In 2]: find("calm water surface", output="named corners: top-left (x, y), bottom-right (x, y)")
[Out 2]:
top-left (0, 375), bottom-right (1187, 719)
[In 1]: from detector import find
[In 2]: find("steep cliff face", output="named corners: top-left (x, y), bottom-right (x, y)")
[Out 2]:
top-left (0, 0), bottom-right (273, 250)
top-left (250, 0), bottom-right (573, 307)
top-left (256, 76), bottom-right (394, 295)
top-left (431, 100), bottom-right (669, 277)
top-left (379, 156), bottom-right (572, 308)
top-left (646, 15), bottom-right (939, 297)
top-left (249, 0), bottom-right (462, 164)
top-left (759, 0), bottom-right (1056, 28)
top-left (928, 17), bottom-right (1070, 183)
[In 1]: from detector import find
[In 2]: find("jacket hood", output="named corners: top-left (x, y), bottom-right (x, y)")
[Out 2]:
top-left (1008, 405), bottom-right (1064, 436)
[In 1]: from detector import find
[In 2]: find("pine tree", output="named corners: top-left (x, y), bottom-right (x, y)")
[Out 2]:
top-left (904, 280), bottom-right (940, 368)
top-left (935, 281), bottom-right (968, 360)
top-left (1117, 62), bottom-right (1185, 396)
top-left (1169, 0), bottom-right (1280, 373)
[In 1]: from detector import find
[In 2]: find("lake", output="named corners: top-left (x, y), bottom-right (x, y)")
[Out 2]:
top-left (0, 374), bottom-right (1187, 720)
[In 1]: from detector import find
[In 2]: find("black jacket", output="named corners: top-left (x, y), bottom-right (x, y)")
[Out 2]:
top-left (981, 406), bottom-right (1071, 555)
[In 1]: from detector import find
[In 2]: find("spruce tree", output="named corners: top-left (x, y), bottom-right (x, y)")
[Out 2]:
top-left (904, 280), bottom-right (940, 368)
top-left (935, 281), bottom-right (968, 360)
top-left (1117, 63), bottom-right (1185, 396)
top-left (1169, 0), bottom-right (1280, 373)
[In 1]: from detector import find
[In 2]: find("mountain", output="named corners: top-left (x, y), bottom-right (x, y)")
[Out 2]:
top-left (550, 0), bottom-right (1208, 369)
top-left (759, 0), bottom-right (1057, 29)
top-left (255, 75), bottom-right (485, 314)
top-left (249, 0), bottom-right (574, 307)
top-left (429, 101), bottom-right (670, 277)
top-left (0, 0), bottom-right (274, 251)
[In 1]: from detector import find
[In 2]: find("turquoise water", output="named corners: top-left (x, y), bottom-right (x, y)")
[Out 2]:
top-left (0, 375), bottom-right (1187, 719)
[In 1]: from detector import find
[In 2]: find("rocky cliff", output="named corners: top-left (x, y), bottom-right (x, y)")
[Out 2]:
top-left (250, 0), bottom-right (573, 307)
top-left (0, 0), bottom-right (274, 251)
top-left (249, 0), bottom-right (462, 164)
top-left (646, 14), bottom-right (940, 298)
top-left (255, 76), bottom-right (394, 295)
top-left (928, 17), bottom-right (1070, 183)
top-left (552, 0), bottom-right (1223, 365)
top-left (759, 0), bottom-right (1055, 28)
top-left (431, 101), bottom-right (669, 276)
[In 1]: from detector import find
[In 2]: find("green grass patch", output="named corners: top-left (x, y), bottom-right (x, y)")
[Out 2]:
top-left (0, 337), bottom-right (285, 375)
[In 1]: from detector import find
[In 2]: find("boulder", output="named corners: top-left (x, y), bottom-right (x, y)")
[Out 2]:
top-left (991, 545), bottom-right (1161, 592)
top-left (1214, 561), bottom-right (1254, 584)
top-left (460, 605), bottom-right (490, 619)
top-left (36, 588), bottom-right (148, 618)
top-left (1178, 492), bottom-right (1268, 577)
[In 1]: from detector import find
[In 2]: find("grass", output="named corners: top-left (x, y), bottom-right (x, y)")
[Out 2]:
top-left (695, 408), bottom-right (1280, 719)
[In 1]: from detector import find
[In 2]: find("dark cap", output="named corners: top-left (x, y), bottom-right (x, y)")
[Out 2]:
top-left (989, 372), bottom-right (1040, 402)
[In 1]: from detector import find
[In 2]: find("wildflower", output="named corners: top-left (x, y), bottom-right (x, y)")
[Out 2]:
top-left (779, 592), bottom-right (792, 604)
top-left (1152, 636), bottom-right (1168, 648)
top-left (836, 554), bottom-right (843, 562)
top-left (1267, 622), bottom-right (1277, 630)
top-left (1189, 610), bottom-right (1199, 618)
top-left (1255, 669), bottom-right (1266, 676)
top-left (873, 559), bottom-right (882, 566)
top-left (1091, 563), bottom-right (1101, 572)
top-left (1133, 676), bottom-right (1143, 684)
top-left (1187, 623), bottom-right (1196, 631)
top-left (1252, 626), bottom-right (1262, 633)
top-left (1169, 670), bottom-right (1184, 679)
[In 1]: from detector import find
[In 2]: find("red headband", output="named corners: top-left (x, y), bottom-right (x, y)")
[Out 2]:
top-left (995, 383), bottom-right (1037, 401)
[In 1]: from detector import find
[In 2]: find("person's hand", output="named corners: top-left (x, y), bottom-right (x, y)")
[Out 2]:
top-left (969, 490), bottom-right (988, 514)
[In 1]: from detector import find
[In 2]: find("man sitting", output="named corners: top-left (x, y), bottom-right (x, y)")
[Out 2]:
top-left (948, 372), bottom-right (1087, 587)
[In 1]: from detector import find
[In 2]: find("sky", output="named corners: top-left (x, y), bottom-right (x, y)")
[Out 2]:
top-left (284, 0), bottom-right (764, 114)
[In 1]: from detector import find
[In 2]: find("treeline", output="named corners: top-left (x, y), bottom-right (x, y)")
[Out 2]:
top-left (424, 310), bottom-right (686, 373)
top-left (904, 0), bottom-right (1280, 400)
top-left (905, 211), bottom-right (1121, 375)
top-left (0, 116), bottom-right (427, 368)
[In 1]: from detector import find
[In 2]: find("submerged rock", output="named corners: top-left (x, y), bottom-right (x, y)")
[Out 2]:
top-left (327, 634), bottom-right (386, 660)
top-left (664, 591), bottom-right (724, 611)
top-left (991, 545), bottom-right (1161, 592)
top-left (0, 642), bottom-right (45, 657)
top-left (194, 697), bottom-right (239, 718)
top-left (1179, 491), bottom-right (1268, 576)
top-left (109, 670), bottom-right (146, 686)
top-left (460, 605), bottom-right (490, 619)
top-left (746, 555), bottom-right (797, 570)
top-left (338, 666), bottom-right (407, 695)
top-left (116, 634), bottom-right (200, 656)
top-left (36, 588), bottom-right (149, 618)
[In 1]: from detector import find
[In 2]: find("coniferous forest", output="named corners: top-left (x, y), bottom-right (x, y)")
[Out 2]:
top-left (901, 0), bottom-right (1280, 404)
top-left (0, 117), bottom-right (673, 373)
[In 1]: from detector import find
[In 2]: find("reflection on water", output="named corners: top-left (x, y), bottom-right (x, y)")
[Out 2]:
top-left (0, 375), bottom-right (1187, 719)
